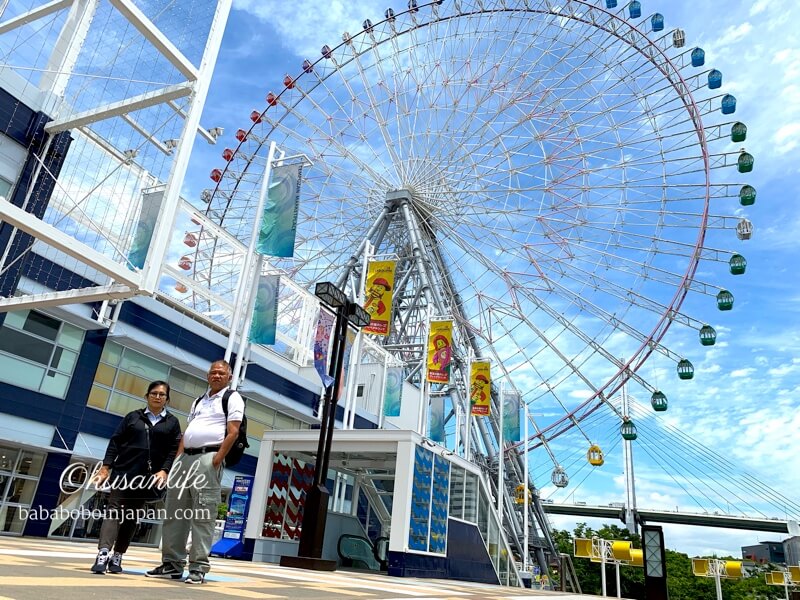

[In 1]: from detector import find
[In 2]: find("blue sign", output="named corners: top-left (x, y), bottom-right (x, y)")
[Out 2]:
top-left (211, 475), bottom-right (254, 558)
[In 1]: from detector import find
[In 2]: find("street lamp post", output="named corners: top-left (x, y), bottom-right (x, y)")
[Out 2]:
top-left (281, 282), bottom-right (370, 571)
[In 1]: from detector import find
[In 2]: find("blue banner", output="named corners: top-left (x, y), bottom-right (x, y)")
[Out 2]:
top-left (256, 164), bottom-right (301, 257)
top-left (502, 389), bottom-right (521, 442)
top-left (409, 446), bottom-right (433, 551)
top-left (223, 475), bottom-right (254, 540)
top-left (429, 395), bottom-right (445, 443)
top-left (249, 274), bottom-right (279, 345)
top-left (127, 189), bottom-right (162, 270)
top-left (383, 367), bottom-right (403, 417)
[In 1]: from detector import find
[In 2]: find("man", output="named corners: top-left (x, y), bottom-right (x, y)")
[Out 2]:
top-left (146, 360), bottom-right (244, 584)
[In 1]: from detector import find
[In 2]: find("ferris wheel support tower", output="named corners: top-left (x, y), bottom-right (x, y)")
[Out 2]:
top-left (334, 187), bottom-right (558, 576)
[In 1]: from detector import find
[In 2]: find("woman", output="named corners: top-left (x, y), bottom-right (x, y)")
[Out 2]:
top-left (90, 380), bottom-right (182, 574)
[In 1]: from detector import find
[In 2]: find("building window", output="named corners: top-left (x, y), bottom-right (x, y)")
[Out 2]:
top-left (0, 310), bottom-right (85, 398)
top-left (0, 444), bottom-right (45, 535)
top-left (0, 176), bottom-right (11, 199)
top-left (88, 342), bottom-right (309, 454)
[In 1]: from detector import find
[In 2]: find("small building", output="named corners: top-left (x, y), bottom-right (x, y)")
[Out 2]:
top-left (742, 541), bottom-right (786, 564)
top-left (784, 536), bottom-right (800, 566)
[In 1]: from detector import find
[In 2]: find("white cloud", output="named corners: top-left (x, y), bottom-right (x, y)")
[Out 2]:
top-left (233, 0), bottom-right (372, 59)
top-left (713, 22), bottom-right (754, 48)
top-left (648, 491), bottom-right (678, 507)
top-left (773, 122), bottom-right (800, 154)
top-left (730, 367), bottom-right (755, 378)
top-left (769, 363), bottom-right (798, 377)
top-left (749, 0), bottom-right (770, 16)
top-left (699, 363), bottom-right (721, 375)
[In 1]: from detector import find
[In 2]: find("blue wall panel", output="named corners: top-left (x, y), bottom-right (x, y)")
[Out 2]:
top-left (445, 519), bottom-right (500, 584)
top-left (24, 253), bottom-right (97, 291)
top-left (0, 129), bottom-right (73, 299)
top-left (0, 87), bottom-right (37, 145)
top-left (388, 519), bottom-right (500, 585)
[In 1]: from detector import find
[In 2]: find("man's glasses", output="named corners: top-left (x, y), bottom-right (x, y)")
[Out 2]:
top-left (148, 392), bottom-right (168, 398)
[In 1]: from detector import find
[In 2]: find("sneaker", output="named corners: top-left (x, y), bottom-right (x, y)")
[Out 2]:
top-left (145, 563), bottom-right (183, 579)
top-left (185, 570), bottom-right (205, 584)
top-left (107, 552), bottom-right (123, 574)
top-left (91, 550), bottom-right (109, 574)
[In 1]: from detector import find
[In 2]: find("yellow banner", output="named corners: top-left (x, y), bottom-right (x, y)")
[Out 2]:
top-left (426, 320), bottom-right (453, 383)
top-left (363, 260), bottom-right (396, 336)
top-left (470, 361), bottom-right (491, 415)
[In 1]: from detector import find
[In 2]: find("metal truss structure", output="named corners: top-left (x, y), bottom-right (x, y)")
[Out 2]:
top-left (0, 0), bottom-right (231, 311)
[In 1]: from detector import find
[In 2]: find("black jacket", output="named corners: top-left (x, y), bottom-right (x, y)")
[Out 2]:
top-left (103, 409), bottom-right (182, 478)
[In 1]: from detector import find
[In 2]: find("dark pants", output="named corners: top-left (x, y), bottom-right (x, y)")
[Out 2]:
top-left (97, 487), bottom-right (147, 554)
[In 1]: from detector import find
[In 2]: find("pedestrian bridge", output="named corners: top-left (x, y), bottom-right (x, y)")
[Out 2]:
top-left (541, 502), bottom-right (797, 534)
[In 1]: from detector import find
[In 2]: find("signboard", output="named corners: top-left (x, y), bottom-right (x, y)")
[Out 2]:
top-left (211, 474), bottom-right (254, 559)
top-left (426, 320), bottom-right (453, 383)
top-left (470, 361), bottom-right (491, 415)
top-left (363, 260), bottom-right (396, 336)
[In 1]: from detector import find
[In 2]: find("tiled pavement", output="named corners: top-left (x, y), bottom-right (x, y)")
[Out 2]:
top-left (0, 537), bottom-right (601, 600)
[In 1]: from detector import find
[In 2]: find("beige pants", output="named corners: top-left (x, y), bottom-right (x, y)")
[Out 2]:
top-left (160, 453), bottom-right (221, 573)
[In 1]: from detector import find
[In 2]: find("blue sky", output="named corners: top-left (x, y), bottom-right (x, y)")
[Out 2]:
top-left (178, 0), bottom-right (800, 558)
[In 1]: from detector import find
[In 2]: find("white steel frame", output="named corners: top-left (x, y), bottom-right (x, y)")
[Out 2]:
top-left (0, 0), bottom-right (233, 311)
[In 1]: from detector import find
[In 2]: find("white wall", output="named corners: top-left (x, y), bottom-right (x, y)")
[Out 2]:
top-left (351, 361), bottom-right (422, 431)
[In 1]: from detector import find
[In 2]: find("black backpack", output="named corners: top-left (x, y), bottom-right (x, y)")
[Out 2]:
top-left (192, 389), bottom-right (249, 467)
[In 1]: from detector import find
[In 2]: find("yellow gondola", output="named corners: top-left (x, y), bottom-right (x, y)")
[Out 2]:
top-left (515, 484), bottom-right (525, 504)
top-left (587, 444), bottom-right (604, 466)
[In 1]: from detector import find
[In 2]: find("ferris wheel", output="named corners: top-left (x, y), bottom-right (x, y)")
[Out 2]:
top-left (189, 0), bottom-right (754, 484)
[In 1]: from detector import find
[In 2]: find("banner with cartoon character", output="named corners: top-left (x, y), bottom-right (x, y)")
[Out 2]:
top-left (313, 309), bottom-right (335, 389)
top-left (426, 320), bottom-right (453, 384)
top-left (470, 361), bottom-right (491, 416)
top-left (363, 260), bottom-right (396, 336)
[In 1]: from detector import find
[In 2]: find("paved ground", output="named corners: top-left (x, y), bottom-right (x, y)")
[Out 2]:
top-left (0, 537), bottom-right (600, 600)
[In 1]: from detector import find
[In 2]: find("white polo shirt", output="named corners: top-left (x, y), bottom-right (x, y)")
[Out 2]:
top-left (182, 387), bottom-right (244, 450)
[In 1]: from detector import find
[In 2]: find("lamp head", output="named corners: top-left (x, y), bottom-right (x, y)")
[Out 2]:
top-left (315, 281), bottom-right (346, 308)
top-left (347, 302), bottom-right (371, 328)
